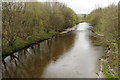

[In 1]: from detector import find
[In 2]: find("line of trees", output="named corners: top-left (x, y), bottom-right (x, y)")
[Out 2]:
top-left (2, 2), bottom-right (80, 54)
top-left (86, 4), bottom-right (118, 40)
top-left (86, 4), bottom-right (118, 78)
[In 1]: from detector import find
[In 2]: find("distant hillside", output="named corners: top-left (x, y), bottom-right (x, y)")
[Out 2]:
top-left (77, 14), bottom-right (86, 19)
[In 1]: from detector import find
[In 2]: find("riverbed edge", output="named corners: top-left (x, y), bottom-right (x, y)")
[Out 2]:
top-left (90, 31), bottom-right (118, 78)
top-left (2, 24), bottom-right (78, 59)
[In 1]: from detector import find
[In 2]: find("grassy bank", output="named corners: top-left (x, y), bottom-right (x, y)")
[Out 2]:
top-left (90, 31), bottom-right (118, 78)
top-left (2, 2), bottom-right (80, 57)
top-left (2, 31), bottom-right (57, 57)
top-left (102, 61), bottom-right (115, 78)
top-left (86, 4), bottom-right (118, 78)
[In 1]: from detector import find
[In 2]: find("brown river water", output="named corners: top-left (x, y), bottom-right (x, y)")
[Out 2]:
top-left (2, 22), bottom-right (103, 78)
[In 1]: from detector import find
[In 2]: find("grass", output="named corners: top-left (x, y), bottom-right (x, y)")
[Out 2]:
top-left (2, 31), bottom-right (58, 56)
top-left (102, 61), bottom-right (115, 78)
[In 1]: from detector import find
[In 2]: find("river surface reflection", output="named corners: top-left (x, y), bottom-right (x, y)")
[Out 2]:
top-left (2, 22), bottom-right (103, 78)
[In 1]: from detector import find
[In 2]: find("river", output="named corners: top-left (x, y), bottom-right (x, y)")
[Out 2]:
top-left (2, 22), bottom-right (103, 78)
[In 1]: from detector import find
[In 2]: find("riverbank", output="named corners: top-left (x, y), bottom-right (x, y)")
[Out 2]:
top-left (2, 24), bottom-right (78, 59)
top-left (2, 31), bottom-right (57, 58)
top-left (90, 31), bottom-right (105, 78)
top-left (90, 30), bottom-right (118, 78)
top-left (86, 4), bottom-right (118, 78)
top-left (2, 2), bottom-right (80, 58)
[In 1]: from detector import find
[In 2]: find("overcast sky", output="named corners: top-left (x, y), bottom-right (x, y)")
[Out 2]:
top-left (38, 0), bottom-right (119, 14)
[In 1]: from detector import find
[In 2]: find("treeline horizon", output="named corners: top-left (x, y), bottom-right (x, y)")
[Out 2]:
top-left (2, 2), bottom-right (80, 54)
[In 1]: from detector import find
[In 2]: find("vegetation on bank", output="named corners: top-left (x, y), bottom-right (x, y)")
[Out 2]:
top-left (2, 2), bottom-right (80, 56)
top-left (86, 4), bottom-right (119, 78)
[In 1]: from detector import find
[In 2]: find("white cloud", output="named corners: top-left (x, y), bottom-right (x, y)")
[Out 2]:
top-left (38, 0), bottom-right (120, 14)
